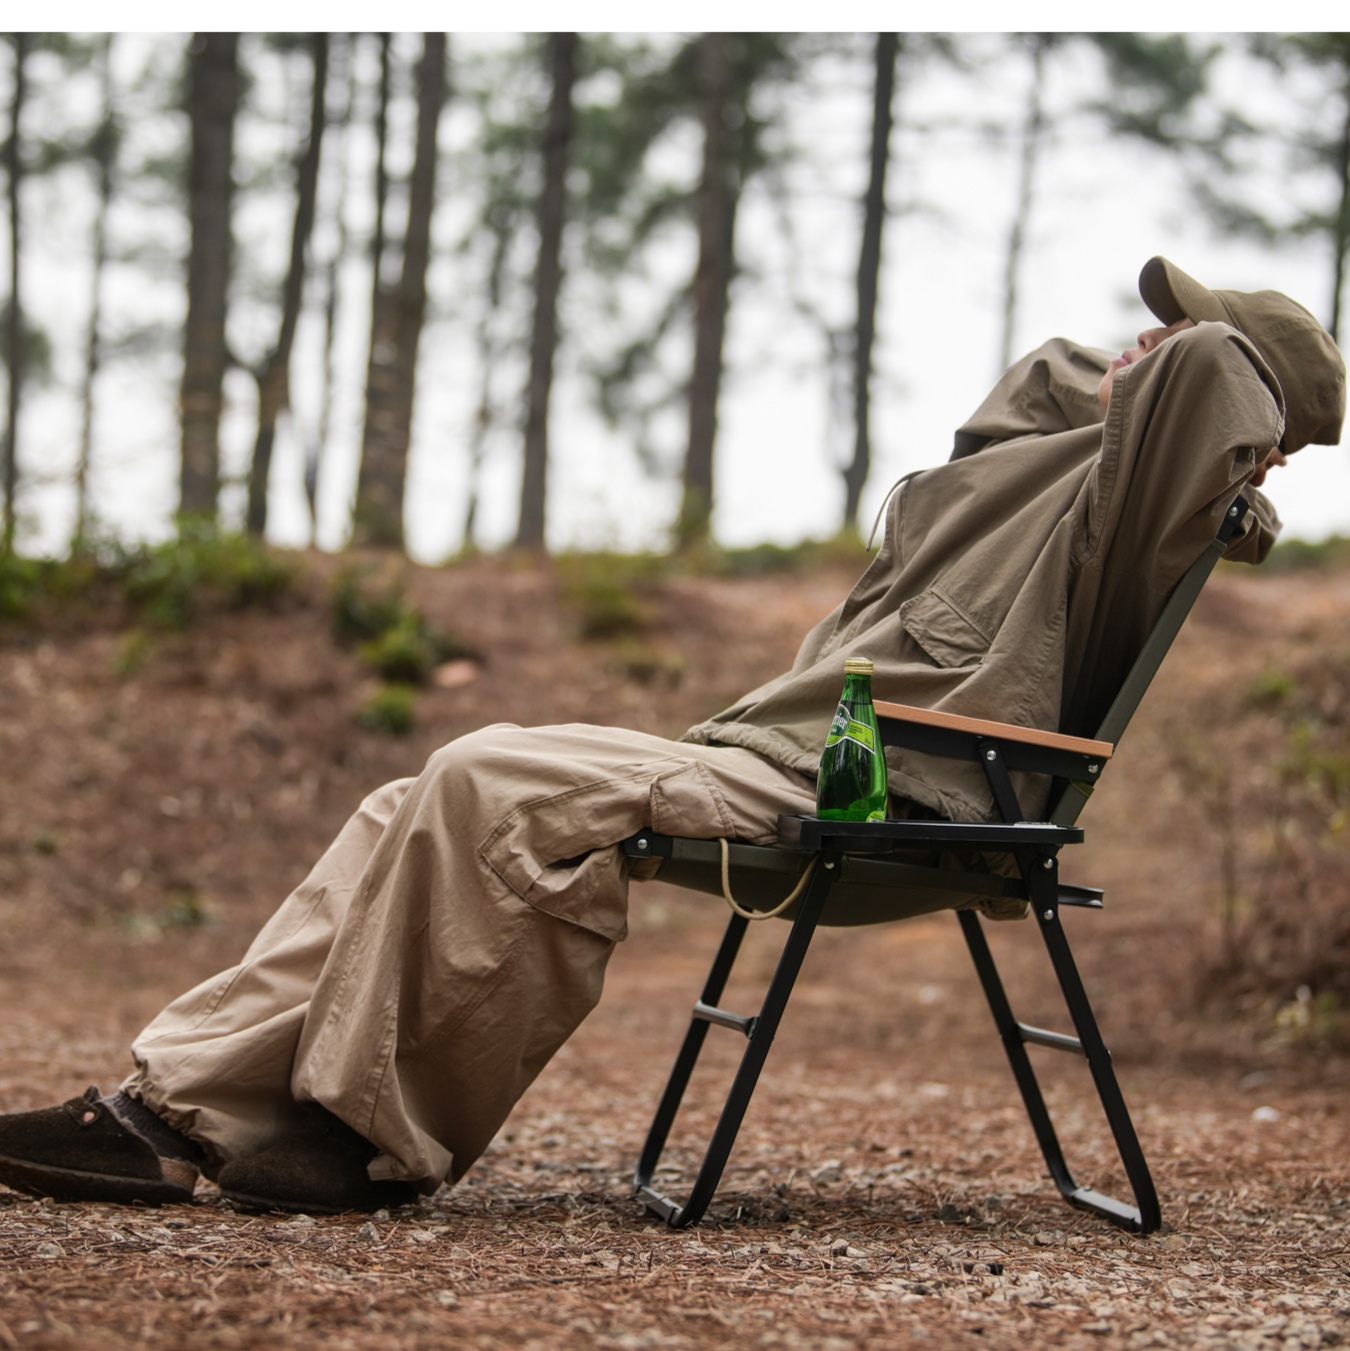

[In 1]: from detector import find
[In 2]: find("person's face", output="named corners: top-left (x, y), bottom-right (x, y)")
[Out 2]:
top-left (1096, 317), bottom-right (1195, 411)
top-left (1096, 314), bottom-right (1287, 486)
top-left (1249, 446), bottom-right (1287, 487)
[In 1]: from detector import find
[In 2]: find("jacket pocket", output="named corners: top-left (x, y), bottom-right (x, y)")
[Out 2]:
top-left (898, 587), bottom-right (991, 669)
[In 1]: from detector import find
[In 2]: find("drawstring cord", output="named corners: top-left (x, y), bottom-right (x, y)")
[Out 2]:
top-left (866, 470), bottom-right (924, 550)
top-left (718, 838), bottom-right (817, 921)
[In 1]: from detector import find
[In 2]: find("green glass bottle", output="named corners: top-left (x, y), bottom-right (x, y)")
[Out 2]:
top-left (816, 656), bottom-right (889, 822)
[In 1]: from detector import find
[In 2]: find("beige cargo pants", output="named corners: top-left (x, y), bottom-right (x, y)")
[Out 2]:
top-left (124, 723), bottom-right (816, 1191)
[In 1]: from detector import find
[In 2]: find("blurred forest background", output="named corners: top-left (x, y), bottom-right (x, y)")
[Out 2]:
top-left (0, 30), bottom-right (1348, 569)
top-left (0, 32), bottom-right (1348, 1202)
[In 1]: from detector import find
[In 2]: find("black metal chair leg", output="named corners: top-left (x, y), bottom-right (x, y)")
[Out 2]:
top-left (1032, 901), bottom-right (1161, 1232)
top-left (634, 909), bottom-right (750, 1191)
top-left (959, 878), bottom-right (1160, 1233)
top-left (634, 852), bottom-right (840, 1228)
top-left (959, 908), bottom-right (1078, 1197)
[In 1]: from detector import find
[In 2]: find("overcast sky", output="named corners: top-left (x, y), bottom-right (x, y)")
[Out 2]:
top-left (10, 30), bottom-right (1348, 559)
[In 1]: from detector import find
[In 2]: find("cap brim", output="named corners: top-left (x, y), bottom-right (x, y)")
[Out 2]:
top-left (1139, 257), bottom-right (1228, 326)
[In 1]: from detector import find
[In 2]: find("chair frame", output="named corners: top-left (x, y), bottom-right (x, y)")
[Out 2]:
top-left (621, 496), bottom-right (1251, 1234)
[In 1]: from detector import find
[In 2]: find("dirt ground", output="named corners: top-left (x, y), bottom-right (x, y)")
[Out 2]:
top-left (0, 552), bottom-right (1347, 1349)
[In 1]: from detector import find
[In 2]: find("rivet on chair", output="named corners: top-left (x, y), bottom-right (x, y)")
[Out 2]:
top-left (984, 749), bottom-right (997, 761)
top-left (1042, 909), bottom-right (1054, 921)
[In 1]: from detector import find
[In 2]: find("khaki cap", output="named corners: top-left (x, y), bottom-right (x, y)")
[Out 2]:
top-left (1138, 256), bottom-right (1345, 454)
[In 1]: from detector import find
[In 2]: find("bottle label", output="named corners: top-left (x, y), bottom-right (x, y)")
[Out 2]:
top-left (823, 703), bottom-right (877, 753)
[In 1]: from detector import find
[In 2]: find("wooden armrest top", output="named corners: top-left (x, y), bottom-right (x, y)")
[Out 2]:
top-left (874, 700), bottom-right (1115, 760)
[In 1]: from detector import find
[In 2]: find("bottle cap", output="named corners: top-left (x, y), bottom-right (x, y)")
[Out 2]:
top-left (843, 656), bottom-right (874, 676)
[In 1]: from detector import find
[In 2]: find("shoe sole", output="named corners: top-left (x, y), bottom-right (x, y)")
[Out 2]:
top-left (219, 1186), bottom-right (352, 1216)
top-left (0, 1151), bottom-right (195, 1206)
top-left (220, 1182), bottom-right (417, 1216)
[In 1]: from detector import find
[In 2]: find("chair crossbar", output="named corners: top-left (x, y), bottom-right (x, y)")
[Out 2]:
top-left (1059, 883), bottom-right (1104, 908)
top-left (693, 1000), bottom-right (756, 1037)
top-left (1019, 1022), bottom-right (1085, 1054)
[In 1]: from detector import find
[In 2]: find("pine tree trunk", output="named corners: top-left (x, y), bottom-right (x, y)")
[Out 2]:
top-left (843, 32), bottom-right (897, 534)
top-left (515, 32), bottom-right (578, 552)
top-left (1329, 73), bottom-right (1350, 343)
top-left (679, 33), bottom-right (737, 550)
top-left (246, 33), bottom-right (329, 538)
top-left (3, 34), bottom-right (27, 554)
top-left (365, 32), bottom-right (391, 376)
top-left (74, 34), bottom-right (115, 547)
top-left (464, 195), bottom-right (515, 554)
top-left (354, 32), bottom-right (446, 550)
top-left (179, 32), bottom-right (239, 521)
top-left (1000, 35), bottom-right (1049, 372)
top-left (311, 32), bottom-right (356, 528)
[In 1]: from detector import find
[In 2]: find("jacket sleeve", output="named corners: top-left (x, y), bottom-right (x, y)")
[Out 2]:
top-left (1086, 320), bottom-right (1285, 583)
top-left (950, 338), bottom-right (1114, 460)
top-left (1057, 321), bottom-right (1286, 738)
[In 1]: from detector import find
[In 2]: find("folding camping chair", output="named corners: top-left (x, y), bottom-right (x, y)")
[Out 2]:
top-left (620, 495), bottom-right (1251, 1236)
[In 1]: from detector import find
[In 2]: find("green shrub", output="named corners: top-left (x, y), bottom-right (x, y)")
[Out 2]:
top-left (1262, 534), bottom-right (1350, 572)
top-left (0, 525), bottom-right (292, 631)
top-left (44, 547), bottom-right (102, 601)
top-left (696, 533), bottom-right (871, 578)
top-left (330, 566), bottom-right (410, 644)
top-left (1271, 986), bottom-right (1345, 1048)
top-left (121, 889), bottom-right (216, 941)
top-left (1279, 722), bottom-right (1350, 807)
top-left (570, 575), bottom-right (649, 638)
top-left (1177, 646), bottom-right (1350, 1036)
top-left (158, 889), bottom-right (214, 931)
top-left (114, 628), bottom-right (155, 678)
top-left (358, 615), bottom-right (441, 684)
top-left (0, 548), bottom-right (102, 623)
top-left (0, 552), bottom-right (46, 620)
top-left (121, 521), bottom-right (294, 629)
top-left (333, 567), bottom-right (475, 684)
top-left (612, 639), bottom-right (686, 687)
top-left (1245, 668), bottom-right (1295, 707)
top-left (559, 553), bottom-right (664, 639)
top-left (358, 682), bottom-right (417, 735)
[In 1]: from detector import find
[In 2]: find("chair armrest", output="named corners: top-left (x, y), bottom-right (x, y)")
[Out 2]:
top-left (874, 700), bottom-right (1112, 781)
top-left (875, 701), bottom-right (1114, 760)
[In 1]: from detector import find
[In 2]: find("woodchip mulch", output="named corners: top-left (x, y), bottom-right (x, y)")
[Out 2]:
top-left (1, 902), bottom-right (1346, 1351)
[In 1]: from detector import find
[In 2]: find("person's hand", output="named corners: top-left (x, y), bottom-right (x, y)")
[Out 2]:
top-left (1249, 447), bottom-right (1287, 488)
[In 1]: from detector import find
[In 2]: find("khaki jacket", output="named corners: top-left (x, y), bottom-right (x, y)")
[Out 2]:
top-left (682, 322), bottom-right (1285, 822)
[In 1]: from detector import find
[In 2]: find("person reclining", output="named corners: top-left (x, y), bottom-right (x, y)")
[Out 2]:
top-left (0, 257), bottom-right (1343, 1214)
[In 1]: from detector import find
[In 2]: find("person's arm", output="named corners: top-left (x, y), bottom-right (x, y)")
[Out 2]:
top-left (1086, 320), bottom-right (1285, 579)
top-left (951, 338), bottom-right (1114, 460)
top-left (1057, 320), bottom-right (1285, 738)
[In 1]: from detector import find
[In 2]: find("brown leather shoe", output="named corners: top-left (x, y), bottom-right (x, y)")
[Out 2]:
top-left (0, 1087), bottom-right (198, 1205)
top-left (218, 1106), bottom-right (416, 1215)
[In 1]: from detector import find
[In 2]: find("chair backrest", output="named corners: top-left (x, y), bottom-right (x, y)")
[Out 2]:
top-left (1049, 494), bottom-right (1250, 827)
